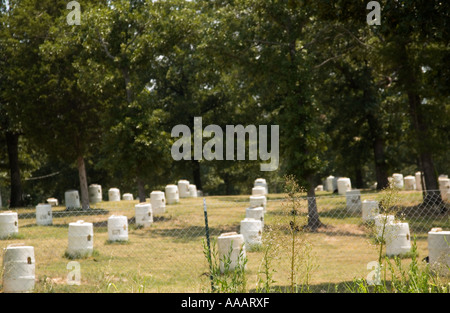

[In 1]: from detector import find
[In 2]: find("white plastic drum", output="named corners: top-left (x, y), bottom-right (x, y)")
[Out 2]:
top-left (122, 193), bottom-right (134, 201)
top-left (428, 228), bottom-right (450, 276)
top-left (165, 184), bottom-right (179, 204)
top-left (135, 203), bottom-right (153, 227)
top-left (46, 198), bottom-right (58, 206)
top-left (392, 173), bottom-right (404, 189)
top-left (345, 190), bottom-right (362, 213)
top-left (178, 180), bottom-right (190, 198)
top-left (107, 215), bottom-right (128, 242)
top-left (108, 188), bottom-right (121, 202)
top-left (188, 184), bottom-right (198, 198)
top-left (252, 186), bottom-right (266, 196)
top-left (438, 177), bottom-right (450, 201)
top-left (150, 191), bottom-right (166, 214)
top-left (374, 214), bottom-right (395, 238)
top-left (250, 195), bottom-right (267, 213)
top-left (65, 190), bottom-right (81, 209)
top-left (415, 172), bottom-right (423, 191)
top-left (2, 244), bottom-right (35, 293)
top-left (337, 178), bottom-right (351, 195)
top-left (0, 211), bottom-right (19, 239)
top-left (36, 203), bottom-right (52, 226)
top-left (240, 218), bottom-right (262, 248)
top-left (246, 206), bottom-right (264, 228)
top-left (254, 178), bottom-right (268, 194)
top-left (88, 184), bottom-right (102, 204)
top-left (404, 176), bottom-right (416, 190)
top-left (67, 220), bottom-right (94, 258)
top-left (385, 222), bottom-right (412, 256)
top-left (326, 175), bottom-right (337, 193)
top-left (217, 232), bottom-right (246, 273)
top-left (362, 200), bottom-right (379, 222)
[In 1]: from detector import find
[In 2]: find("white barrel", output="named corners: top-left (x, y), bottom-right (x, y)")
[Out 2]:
top-left (107, 215), bottom-right (128, 242)
top-left (254, 178), bottom-right (268, 194)
top-left (326, 175), bottom-right (337, 193)
top-left (46, 198), bottom-right (58, 206)
top-left (374, 214), bottom-right (395, 238)
top-left (245, 207), bottom-right (264, 228)
top-left (178, 180), bottom-right (190, 198)
top-left (165, 184), bottom-right (179, 204)
top-left (345, 190), bottom-right (362, 213)
top-left (150, 191), bottom-right (166, 214)
top-left (252, 186), bottom-right (266, 196)
top-left (438, 177), bottom-right (450, 201)
top-left (240, 218), bottom-right (262, 248)
top-left (428, 228), bottom-right (450, 276)
top-left (108, 188), bottom-right (121, 202)
top-left (88, 184), bottom-right (102, 204)
top-left (250, 195), bottom-right (266, 213)
top-left (404, 176), bottom-right (416, 190)
top-left (362, 200), bottom-right (379, 222)
top-left (415, 172), bottom-right (423, 191)
top-left (315, 185), bottom-right (323, 192)
top-left (0, 211), bottom-right (19, 239)
top-left (135, 203), bottom-right (153, 227)
top-left (2, 245), bottom-right (35, 293)
top-left (337, 178), bottom-right (351, 195)
top-left (188, 184), bottom-right (198, 198)
top-left (36, 203), bottom-right (52, 226)
top-left (385, 222), bottom-right (411, 256)
top-left (122, 193), bottom-right (134, 201)
top-left (217, 232), bottom-right (246, 273)
top-left (392, 173), bottom-right (404, 189)
top-left (65, 190), bottom-right (81, 209)
top-left (67, 220), bottom-right (93, 258)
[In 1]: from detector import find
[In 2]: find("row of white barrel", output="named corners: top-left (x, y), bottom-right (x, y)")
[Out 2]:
top-left (325, 173), bottom-right (450, 200)
top-left (324, 176), bottom-right (351, 195)
top-left (216, 179), bottom-right (268, 273)
top-left (0, 206), bottom-right (153, 293)
top-left (389, 172), bottom-right (448, 193)
top-left (56, 180), bottom-right (200, 210)
top-left (347, 190), bottom-right (414, 257)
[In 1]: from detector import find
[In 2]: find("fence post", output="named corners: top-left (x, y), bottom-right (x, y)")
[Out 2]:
top-left (203, 198), bottom-right (215, 292)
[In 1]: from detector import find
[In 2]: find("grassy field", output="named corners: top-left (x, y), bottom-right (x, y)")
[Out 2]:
top-left (0, 189), bottom-right (448, 293)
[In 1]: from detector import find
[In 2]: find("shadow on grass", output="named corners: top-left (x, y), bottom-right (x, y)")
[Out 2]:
top-left (131, 224), bottom-right (240, 242)
top-left (266, 207), bottom-right (360, 220)
top-left (247, 280), bottom-right (400, 293)
top-left (17, 208), bottom-right (109, 220)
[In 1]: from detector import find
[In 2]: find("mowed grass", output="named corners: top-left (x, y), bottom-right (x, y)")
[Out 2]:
top-left (0, 190), bottom-right (448, 293)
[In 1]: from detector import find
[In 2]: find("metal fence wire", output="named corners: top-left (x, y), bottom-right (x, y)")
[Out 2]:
top-left (0, 188), bottom-right (448, 293)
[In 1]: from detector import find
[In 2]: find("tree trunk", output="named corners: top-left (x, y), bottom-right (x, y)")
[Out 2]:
top-left (137, 177), bottom-right (146, 203)
top-left (366, 113), bottom-right (390, 190)
top-left (5, 131), bottom-right (24, 207)
top-left (223, 173), bottom-right (232, 195)
top-left (305, 176), bottom-right (325, 231)
top-left (77, 155), bottom-right (90, 210)
top-left (354, 165), bottom-right (364, 189)
top-left (397, 42), bottom-right (442, 207)
top-left (407, 92), bottom-right (442, 206)
top-left (192, 159), bottom-right (202, 191)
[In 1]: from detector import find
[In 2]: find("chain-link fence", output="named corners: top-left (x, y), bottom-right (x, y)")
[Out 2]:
top-left (0, 188), bottom-right (448, 293)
